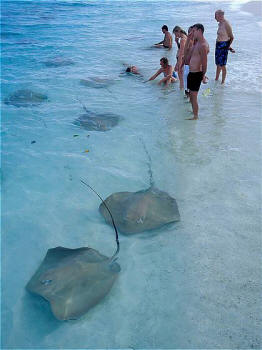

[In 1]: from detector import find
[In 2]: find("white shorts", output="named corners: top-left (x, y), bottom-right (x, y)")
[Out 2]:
top-left (184, 65), bottom-right (190, 90)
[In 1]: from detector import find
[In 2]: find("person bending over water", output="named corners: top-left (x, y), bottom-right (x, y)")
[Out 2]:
top-left (173, 26), bottom-right (188, 90)
top-left (145, 57), bottom-right (177, 86)
top-left (215, 9), bottom-right (235, 84)
top-left (154, 25), bottom-right (172, 49)
top-left (186, 24), bottom-right (209, 120)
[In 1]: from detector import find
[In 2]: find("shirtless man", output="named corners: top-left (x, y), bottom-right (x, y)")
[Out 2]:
top-left (145, 57), bottom-right (177, 86)
top-left (186, 23), bottom-right (209, 120)
top-left (154, 25), bottom-right (173, 49)
top-left (215, 10), bottom-right (235, 84)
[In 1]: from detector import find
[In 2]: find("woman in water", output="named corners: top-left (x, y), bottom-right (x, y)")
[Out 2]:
top-left (173, 26), bottom-right (188, 90)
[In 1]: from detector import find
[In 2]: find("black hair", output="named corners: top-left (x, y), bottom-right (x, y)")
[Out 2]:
top-left (126, 67), bottom-right (131, 72)
top-left (162, 25), bottom-right (168, 31)
top-left (160, 57), bottom-right (168, 66)
top-left (173, 26), bottom-right (187, 36)
top-left (193, 23), bottom-right (204, 33)
top-left (188, 26), bottom-right (193, 34)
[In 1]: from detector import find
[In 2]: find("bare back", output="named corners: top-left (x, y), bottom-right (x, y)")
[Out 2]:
top-left (163, 31), bottom-right (173, 48)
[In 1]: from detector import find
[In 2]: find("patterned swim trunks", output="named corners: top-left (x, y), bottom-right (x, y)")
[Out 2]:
top-left (215, 40), bottom-right (230, 66)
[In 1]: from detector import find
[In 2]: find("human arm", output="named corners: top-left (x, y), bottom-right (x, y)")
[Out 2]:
top-left (167, 33), bottom-right (172, 49)
top-left (158, 66), bottom-right (173, 85)
top-left (200, 44), bottom-right (208, 79)
top-left (183, 32), bottom-right (194, 64)
top-left (178, 38), bottom-right (186, 71)
top-left (155, 40), bottom-right (164, 45)
top-left (145, 68), bottom-right (162, 82)
top-left (225, 21), bottom-right (234, 48)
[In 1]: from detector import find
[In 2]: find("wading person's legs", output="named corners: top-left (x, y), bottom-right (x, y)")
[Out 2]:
top-left (188, 91), bottom-right (199, 120)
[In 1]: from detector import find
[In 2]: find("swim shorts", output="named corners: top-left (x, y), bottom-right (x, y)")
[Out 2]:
top-left (215, 40), bottom-right (230, 66)
top-left (187, 71), bottom-right (203, 92)
top-left (172, 71), bottom-right (177, 78)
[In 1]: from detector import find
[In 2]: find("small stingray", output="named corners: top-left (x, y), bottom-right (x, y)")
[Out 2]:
top-left (80, 77), bottom-right (115, 89)
top-left (74, 101), bottom-right (121, 131)
top-left (44, 57), bottom-right (74, 67)
top-left (99, 140), bottom-right (180, 234)
top-left (4, 89), bottom-right (48, 107)
top-left (26, 183), bottom-right (120, 321)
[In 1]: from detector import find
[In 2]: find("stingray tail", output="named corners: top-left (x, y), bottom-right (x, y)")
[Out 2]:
top-left (80, 179), bottom-right (120, 260)
top-left (139, 138), bottom-right (154, 187)
top-left (75, 97), bottom-right (89, 113)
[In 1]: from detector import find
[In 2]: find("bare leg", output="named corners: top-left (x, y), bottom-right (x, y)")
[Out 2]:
top-left (187, 91), bottom-right (199, 120)
top-left (178, 67), bottom-right (184, 90)
top-left (215, 65), bottom-right (222, 81)
top-left (221, 65), bottom-right (227, 84)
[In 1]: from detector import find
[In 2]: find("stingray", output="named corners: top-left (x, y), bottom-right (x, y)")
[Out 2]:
top-left (74, 101), bottom-right (121, 132)
top-left (80, 77), bottom-right (115, 89)
top-left (4, 89), bottom-right (48, 107)
top-left (99, 141), bottom-right (180, 234)
top-left (44, 57), bottom-right (74, 67)
top-left (26, 184), bottom-right (120, 321)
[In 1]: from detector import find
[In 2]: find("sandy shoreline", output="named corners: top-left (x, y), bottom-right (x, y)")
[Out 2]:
top-left (240, 1), bottom-right (262, 16)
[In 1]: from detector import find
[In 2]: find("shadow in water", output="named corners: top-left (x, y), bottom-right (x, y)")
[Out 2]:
top-left (20, 292), bottom-right (62, 342)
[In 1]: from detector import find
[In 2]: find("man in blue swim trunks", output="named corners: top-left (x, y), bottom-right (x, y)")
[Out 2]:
top-left (215, 10), bottom-right (235, 84)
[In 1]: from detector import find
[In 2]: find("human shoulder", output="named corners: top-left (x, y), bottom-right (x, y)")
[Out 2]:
top-left (199, 40), bottom-right (208, 54)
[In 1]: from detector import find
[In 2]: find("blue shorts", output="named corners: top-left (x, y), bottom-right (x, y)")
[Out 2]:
top-left (215, 40), bottom-right (230, 66)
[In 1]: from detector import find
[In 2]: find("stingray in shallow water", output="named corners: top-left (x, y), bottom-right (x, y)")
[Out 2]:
top-left (26, 184), bottom-right (120, 321)
top-left (74, 102), bottom-right (122, 131)
top-left (44, 57), bottom-right (74, 67)
top-left (80, 76), bottom-right (115, 89)
top-left (99, 141), bottom-right (180, 234)
top-left (4, 89), bottom-right (48, 107)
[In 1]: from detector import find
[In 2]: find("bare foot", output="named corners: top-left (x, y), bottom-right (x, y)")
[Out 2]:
top-left (186, 116), bottom-right (198, 120)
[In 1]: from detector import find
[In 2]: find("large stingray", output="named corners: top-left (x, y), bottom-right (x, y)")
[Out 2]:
top-left (4, 89), bottom-right (48, 107)
top-left (99, 141), bottom-right (180, 234)
top-left (74, 102), bottom-right (121, 132)
top-left (44, 57), bottom-right (74, 67)
top-left (80, 76), bottom-right (115, 89)
top-left (26, 185), bottom-right (120, 321)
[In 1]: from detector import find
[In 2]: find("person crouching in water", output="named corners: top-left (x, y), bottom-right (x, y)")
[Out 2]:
top-left (145, 57), bottom-right (177, 86)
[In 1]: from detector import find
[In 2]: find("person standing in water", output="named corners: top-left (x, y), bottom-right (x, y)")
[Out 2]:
top-left (173, 26), bottom-right (188, 90)
top-left (145, 57), bottom-right (177, 86)
top-left (154, 25), bottom-right (173, 49)
top-left (215, 9), bottom-right (235, 84)
top-left (186, 24), bottom-right (209, 120)
top-left (181, 26), bottom-right (194, 97)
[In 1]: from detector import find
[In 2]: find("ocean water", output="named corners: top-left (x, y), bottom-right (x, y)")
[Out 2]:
top-left (1, 0), bottom-right (262, 349)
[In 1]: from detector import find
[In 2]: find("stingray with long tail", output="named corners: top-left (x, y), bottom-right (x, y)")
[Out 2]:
top-left (26, 181), bottom-right (120, 321)
top-left (99, 140), bottom-right (180, 235)
top-left (74, 98), bottom-right (122, 132)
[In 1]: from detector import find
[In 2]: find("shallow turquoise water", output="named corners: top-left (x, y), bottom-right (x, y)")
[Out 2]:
top-left (1, 0), bottom-right (262, 348)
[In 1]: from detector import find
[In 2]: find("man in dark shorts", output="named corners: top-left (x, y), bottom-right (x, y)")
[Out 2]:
top-left (154, 25), bottom-right (173, 49)
top-left (186, 23), bottom-right (209, 120)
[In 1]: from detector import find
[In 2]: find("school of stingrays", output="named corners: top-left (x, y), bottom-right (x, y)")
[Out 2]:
top-left (5, 58), bottom-right (180, 321)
